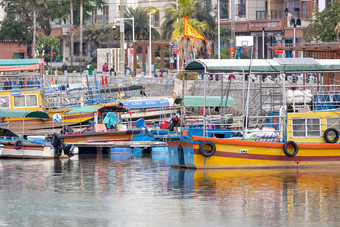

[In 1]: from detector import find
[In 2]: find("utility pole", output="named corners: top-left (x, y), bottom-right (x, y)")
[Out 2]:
top-left (120, 0), bottom-right (125, 76)
top-left (230, 0), bottom-right (235, 59)
top-left (80, 0), bottom-right (83, 70)
top-left (70, 0), bottom-right (74, 65)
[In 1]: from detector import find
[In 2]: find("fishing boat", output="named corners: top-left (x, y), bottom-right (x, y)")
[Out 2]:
top-left (60, 105), bottom-right (140, 154)
top-left (0, 109), bottom-right (73, 159)
top-left (0, 59), bottom-right (146, 133)
top-left (168, 58), bottom-right (340, 169)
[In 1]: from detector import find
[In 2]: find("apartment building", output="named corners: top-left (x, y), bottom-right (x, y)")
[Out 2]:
top-left (215, 0), bottom-right (327, 58)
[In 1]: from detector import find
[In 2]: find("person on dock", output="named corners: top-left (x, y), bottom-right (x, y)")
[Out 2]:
top-left (62, 62), bottom-right (68, 75)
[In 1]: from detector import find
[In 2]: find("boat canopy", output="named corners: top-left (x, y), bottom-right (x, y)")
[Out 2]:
top-left (0, 109), bottom-right (49, 118)
top-left (183, 96), bottom-right (235, 107)
top-left (185, 58), bottom-right (340, 72)
top-left (0, 59), bottom-right (44, 72)
top-left (118, 99), bottom-right (171, 109)
top-left (68, 105), bottom-right (130, 114)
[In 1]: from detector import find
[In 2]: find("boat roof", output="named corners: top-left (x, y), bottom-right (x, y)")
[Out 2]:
top-left (0, 109), bottom-right (49, 118)
top-left (118, 98), bottom-right (172, 109)
top-left (0, 59), bottom-right (44, 72)
top-left (68, 105), bottom-right (130, 114)
top-left (181, 96), bottom-right (235, 107)
top-left (185, 58), bottom-right (340, 72)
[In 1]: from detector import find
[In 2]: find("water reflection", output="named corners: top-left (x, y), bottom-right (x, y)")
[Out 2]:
top-left (168, 167), bottom-right (340, 225)
top-left (1, 156), bottom-right (340, 226)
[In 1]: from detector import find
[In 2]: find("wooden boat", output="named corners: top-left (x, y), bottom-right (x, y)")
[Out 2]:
top-left (168, 58), bottom-right (340, 169)
top-left (0, 109), bottom-right (73, 159)
top-left (0, 59), bottom-right (146, 133)
top-left (61, 105), bottom-right (140, 145)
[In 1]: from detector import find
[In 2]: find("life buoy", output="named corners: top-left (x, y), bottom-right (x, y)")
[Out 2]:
top-left (283, 141), bottom-right (298, 157)
top-left (14, 140), bottom-right (23, 150)
top-left (323, 128), bottom-right (339, 143)
top-left (199, 140), bottom-right (216, 157)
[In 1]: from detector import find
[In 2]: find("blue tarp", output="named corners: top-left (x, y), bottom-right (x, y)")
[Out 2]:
top-left (119, 99), bottom-right (170, 109)
top-left (102, 112), bottom-right (119, 128)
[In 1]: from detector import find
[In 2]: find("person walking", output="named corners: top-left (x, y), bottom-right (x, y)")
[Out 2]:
top-left (87, 63), bottom-right (93, 76)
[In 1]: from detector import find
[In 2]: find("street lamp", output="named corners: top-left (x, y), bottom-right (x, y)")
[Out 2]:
top-left (217, 0), bottom-right (220, 59)
top-left (291, 18), bottom-right (301, 58)
top-left (114, 17), bottom-right (135, 42)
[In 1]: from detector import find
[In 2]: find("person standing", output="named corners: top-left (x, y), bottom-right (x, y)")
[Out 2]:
top-left (87, 63), bottom-right (93, 76)
top-left (110, 65), bottom-right (116, 76)
top-left (61, 62), bottom-right (68, 74)
top-left (102, 63), bottom-right (108, 73)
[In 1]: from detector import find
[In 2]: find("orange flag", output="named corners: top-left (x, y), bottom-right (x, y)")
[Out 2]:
top-left (184, 14), bottom-right (207, 44)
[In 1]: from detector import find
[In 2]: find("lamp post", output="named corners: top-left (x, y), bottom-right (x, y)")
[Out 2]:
top-left (50, 46), bottom-right (54, 76)
top-left (217, 0), bottom-right (220, 59)
top-left (149, 0), bottom-right (152, 77)
top-left (291, 18), bottom-right (300, 58)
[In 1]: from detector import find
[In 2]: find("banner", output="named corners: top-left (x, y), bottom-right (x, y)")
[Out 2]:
top-left (184, 14), bottom-right (207, 44)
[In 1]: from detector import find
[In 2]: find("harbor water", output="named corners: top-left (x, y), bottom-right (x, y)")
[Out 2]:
top-left (1, 152), bottom-right (340, 226)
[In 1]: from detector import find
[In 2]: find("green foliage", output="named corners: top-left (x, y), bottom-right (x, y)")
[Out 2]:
top-left (214, 26), bottom-right (231, 47)
top-left (110, 7), bottom-right (160, 41)
top-left (303, 2), bottom-right (340, 42)
top-left (0, 16), bottom-right (32, 44)
top-left (36, 34), bottom-right (61, 63)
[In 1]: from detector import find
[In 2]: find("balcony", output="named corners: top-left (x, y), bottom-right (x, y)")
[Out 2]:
top-left (256, 10), bottom-right (285, 20)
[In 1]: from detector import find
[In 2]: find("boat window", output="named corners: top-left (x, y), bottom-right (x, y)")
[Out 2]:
top-left (292, 118), bottom-right (321, 137)
top-left (0, 95), bottom-right (9, 108)
top-left (13, 94), bottom-right (38, 107)
top-left (27, 95), bottom-right (38, 107)
top-left (326, 117), bottom-right (340, 131)
top-left (14, 95), bottom-right (25, 107)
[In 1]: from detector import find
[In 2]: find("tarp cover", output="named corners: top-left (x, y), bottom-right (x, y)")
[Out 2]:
top-left (0, 108), bottom-right (49, 118)
top-left (68, 105), bottom-right (129, 114)
top-left (0, 59), bottom-right (43, 72)
top-left (119, 99), bottom-right (170, 109)
top-left (183, 96), bottom-right (235, 107)
top-left (185, 58), bottom-right (340, 72)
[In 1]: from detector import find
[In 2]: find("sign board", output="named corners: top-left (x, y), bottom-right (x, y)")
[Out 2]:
top-left (169, 57), bottom-right (174, 63)
top-left (52, 113), bottom-right (62, 123)
top-left (236, 36), bottom-right (254, 47)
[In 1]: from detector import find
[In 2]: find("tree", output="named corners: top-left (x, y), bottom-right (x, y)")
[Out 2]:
top-left (303, 2), bottom-right (340, 42)
top-left (83, 23), bottom-right (112, 46)
top-left (161, 0), bottom-right (214, 60)
top-left (36, 33), bottom-right (61, 65)
top-left (0, 16), bottom-right (32, 44)
top-left (214, 26), bottom-right (231, 49)
top-left (110, 7), bottom-right (160, 41)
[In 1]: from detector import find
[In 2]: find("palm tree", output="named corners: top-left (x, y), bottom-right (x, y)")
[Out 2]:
top-left (82, 23), bottom-right (112, 46)
top-left (161, 0), bottom-right (214, 59)
top-left (31, 0), bottom-right (47, 58)
top-left (110, 7), bottom-right (160, 41)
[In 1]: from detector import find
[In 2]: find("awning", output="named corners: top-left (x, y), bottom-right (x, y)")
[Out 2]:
top-left (68, 105), bottom-right (130, 114)
top-left (0, 59), bottom-right (43, 72)
top-left (0, 109), bottom-right (49, 118)
top-left (183, 96), bottom-right (235, 107)
top-left (185, 58), bottom-right (340, 72)
top-left (118, 99), bottom-right (171, 109)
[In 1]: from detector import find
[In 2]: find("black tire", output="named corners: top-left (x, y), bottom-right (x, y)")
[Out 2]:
top-left (324, 128), bottom-right (339, 143)
top-left (199, 140), bottom-right (216, 157)
top-left (60, 126), bottom-right (74, 134)
top-left (14, 140), bottom-right (23, 150)
top-left (283, 141), bottom-right (298, 157)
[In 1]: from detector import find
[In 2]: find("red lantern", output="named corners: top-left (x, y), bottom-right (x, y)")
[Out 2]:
top-left (274, 45), bottom-right (283, 54)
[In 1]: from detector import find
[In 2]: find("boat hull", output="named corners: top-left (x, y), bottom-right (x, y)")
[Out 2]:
top-left (170, 136), bottom-right (340, 169)
top-left (0, 142), bottom-right (67, 159)
top-left (63, 130), bottom-right (139, 144)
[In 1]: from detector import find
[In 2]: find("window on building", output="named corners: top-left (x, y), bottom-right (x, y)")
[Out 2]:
top-left (0, 96), bottom-right (10, 108)
top-left (237, 0), bottom-right (246, 17)
top-left (302, 2), bottom-right (309, 19)
top-left (292, 118), bottom-right (321, 137)
top-left (220, 0), bottom-right (229, 19)
top-left (154, 11), bottom-right (160, 27)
